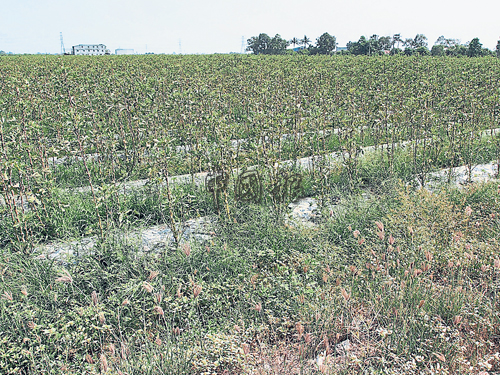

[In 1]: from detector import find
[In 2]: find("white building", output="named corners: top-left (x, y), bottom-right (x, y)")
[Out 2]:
top-left (115, 49), bottom-right (134, 55)
top-left (72, 44), bottom-right (109, 55)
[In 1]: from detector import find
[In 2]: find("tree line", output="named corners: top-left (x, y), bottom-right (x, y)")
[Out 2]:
top-left (246, 33), bottom-right (500, 58)
top-left (246, 33), bottom-right (337, 55)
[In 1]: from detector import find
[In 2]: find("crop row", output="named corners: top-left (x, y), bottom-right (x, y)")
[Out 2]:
top-left (0, 55), bottom-right (500, 247)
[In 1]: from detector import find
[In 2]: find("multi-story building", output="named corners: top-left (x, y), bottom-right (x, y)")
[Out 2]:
top-left (72, 44), bottom-right (109, 55)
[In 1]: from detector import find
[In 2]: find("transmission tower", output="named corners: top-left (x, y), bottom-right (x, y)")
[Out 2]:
top-left (241, 36), bottom-right (245, 53)
top-left (60, 32), bottom-right (65, 55)
top-left (179, 39), bottom-right (182, 54)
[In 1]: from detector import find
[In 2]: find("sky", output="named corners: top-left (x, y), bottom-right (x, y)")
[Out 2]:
top-left (1, 0), bottom-right (499, 54)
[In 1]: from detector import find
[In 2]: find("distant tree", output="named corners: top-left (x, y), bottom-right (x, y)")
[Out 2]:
top-left (346, 33), bottom-right (431, 57)
top-left (368, 35), bottom-right (382, 55)
top-left (246, 33), bottom-right (288, 55)
top-left (378, 36), bottom-right (393, 51)
top-left (435, 35), bottom-right (446, 46)
top-left (404, 34), bottom-right (428, 49)
top-left (289, 37), bottom-right (299, 49)
top-left (467, 38), bottom-right (483, 57)
top-left (482, 48), bottom-right (495, 57)
top-left (413, 34), bottom-right (428, 48)
top-left (446, 44), bottom-right (467, 57)
top-left (431, 44), bottom-right (445, 57)
top-left (300, 35), bottom-right (311, 48)
top-left (347, 35), bottom-right (388, 56)
top-left (345, 41), bottom-right (355, 54)
top-left (404, 47), bottom-right (415, 56)
top-left (347, 36), bottom-right (369, 55)
top-left (392, 34), bottom-right (403, 49)
top-left (0, 50), bottom-right (6, 55)
top-left (315, 32), bottom-right (337, 54)
top-left (415, 46), bottom-right (430, 56)
top-left (366, 35), bottom-right (392, 54)
top-left (496, 40), bottom-right (500, 58)
top-left (270, 34), bottom-right (289, 54)
top-left (403, 38), bottom-right (414, 48)
top-left (246, 34), bottom-right (271, 54)
top-left (435, 35), bottom-right (448, 49)
top-left (390, 47), bottom-right (403, 55)
top-left (435, 36), bottom-right (461, 50)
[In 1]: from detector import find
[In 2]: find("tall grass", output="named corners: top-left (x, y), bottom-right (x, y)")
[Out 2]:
top-left (1, 55), bottom-right (500, 373)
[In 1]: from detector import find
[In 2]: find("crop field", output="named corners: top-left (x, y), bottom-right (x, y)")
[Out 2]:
top-left (0, 54), bottom-right (500, 374)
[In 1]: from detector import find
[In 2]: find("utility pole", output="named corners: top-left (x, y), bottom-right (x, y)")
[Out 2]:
top-left (60, 32), bottom-right (65, 55)
top-left (241, 36), bottom-right (245, 54)
top-left (179, 39), bottom-right (182, 54)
